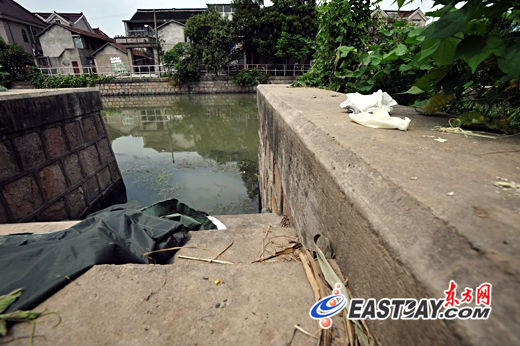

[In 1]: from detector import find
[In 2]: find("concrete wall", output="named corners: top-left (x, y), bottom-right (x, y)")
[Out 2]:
top-left (93, 45), bottom-right (130, 72)
top-left (0, 20), bottom-right (34, 55)
top-left (40, 25), bottom-right (74, 57)
top-left (96, 76), bottom-right (297, 96)
top-left (257, 85), bottom-right (520, 345)
top-left (0, 21), bottom-right (8, 44)
top-left (158, 22), bottom-right (185, 52)
top-left (0, 89), bottom-right (126, 223)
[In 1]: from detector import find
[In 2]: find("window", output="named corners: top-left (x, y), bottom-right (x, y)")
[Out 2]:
top-left (55, 19), bottom-right (61, 24)
top-left (73, 35), bottom-right (84, 49)
top-left (21, 29), bottom-right (28, 42)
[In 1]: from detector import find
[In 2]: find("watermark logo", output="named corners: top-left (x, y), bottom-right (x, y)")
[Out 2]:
top-left (309, 283), bottom-right (348, 329)
top-left (310, 281), bottom-right (492, 328)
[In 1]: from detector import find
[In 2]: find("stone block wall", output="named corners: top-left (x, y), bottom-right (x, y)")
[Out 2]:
top-left (96, 76), bottom-right (296, 96)
top-left (0, 89), bottom-right (126, 223)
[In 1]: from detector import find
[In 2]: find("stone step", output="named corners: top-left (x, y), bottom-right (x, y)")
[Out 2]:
top-left (175, 214), bottom-right (295, 264)
top-left (5, 214), bottom-right (321, 345)
top-left (0, 213), bottom-right (282, 236)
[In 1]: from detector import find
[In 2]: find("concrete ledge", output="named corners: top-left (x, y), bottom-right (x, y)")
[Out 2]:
top-left (0, 88), bottom-right (102, 133)
top-left (257, 85), bottom-right (520, 344)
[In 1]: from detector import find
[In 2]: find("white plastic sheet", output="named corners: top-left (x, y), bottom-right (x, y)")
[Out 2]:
top-left (207, 216), bottom-right (227, 230)
top-left (340, 90), bottom-right (411, 131)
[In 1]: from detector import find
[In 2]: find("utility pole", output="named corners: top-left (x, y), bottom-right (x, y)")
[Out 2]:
top-left (153, 9), bottom-right (159, 66)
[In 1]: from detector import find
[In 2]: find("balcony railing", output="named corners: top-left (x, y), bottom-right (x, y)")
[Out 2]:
top-left (125, 29), bottom-right (154, 37)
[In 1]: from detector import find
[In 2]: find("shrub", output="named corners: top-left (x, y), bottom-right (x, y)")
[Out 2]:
top-left (162, 43), bottom-right (200, 85)
top-left (296, 0), bottom-right (520, 131)
top-left (0, 38), bottom-right (33, 85)
top-left (232, 69), bottom-right (270, 86)
top-left (30, 67), bottom-right (113, 89)
top-left (233, 70), bottom-right (258, 86)
top-left (0, 64), bottom-right (10, 88)
top-left (296, 0), bottom-right (371, 91)
top-left (256, 71), bottom-right (270, 85)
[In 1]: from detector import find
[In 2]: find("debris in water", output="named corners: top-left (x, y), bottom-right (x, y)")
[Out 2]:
top-left (214, 279), bottom-right (221, 285)
top-left (447, 192), bottom-right (455, 196)
top-left (434, 137), bottom-right (447, 143)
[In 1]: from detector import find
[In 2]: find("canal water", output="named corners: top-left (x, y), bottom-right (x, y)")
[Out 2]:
top-left (102, 94), bottom-right (259, 214)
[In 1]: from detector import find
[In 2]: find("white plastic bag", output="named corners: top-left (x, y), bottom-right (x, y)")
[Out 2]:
top-left (340, 90), bottom-right (410, 131)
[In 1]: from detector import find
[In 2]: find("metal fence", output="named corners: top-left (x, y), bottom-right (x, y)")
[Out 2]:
top-left (38, 64), bottom-right (312, 78)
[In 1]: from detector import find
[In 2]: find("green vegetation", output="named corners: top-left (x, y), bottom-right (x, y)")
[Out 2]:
top-left (176, 0), bottom-right (317, 77)
top-left (295, 0), bottom-right (371, 91)
top-left (0, 288), bottom-right (60, 344)
top-left (296, 0), bottom-right (520, 132)
top-left (232, 0), bottom-right (317, 63)
top-left (30, 67), bottom-right (113, 89)
top-left (404, 0), bottom-right (520, 131)
top-left (162, 43), bottom-right (200, 85)
top-left (0, 38), bottom-right (34, 87)
top-left (185, 8), bottom-right (235, 75)
top-left (0, 65), bottom-right (8, 91)
top-left (232, 69), bottom-right (270, 86)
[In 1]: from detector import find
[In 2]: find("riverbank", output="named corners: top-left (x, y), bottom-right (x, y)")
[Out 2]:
top-left (95, 75), bottom-right (297, 96)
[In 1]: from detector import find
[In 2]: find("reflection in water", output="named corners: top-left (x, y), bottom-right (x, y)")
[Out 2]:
top-left (102, 94), bottom-right (259, 214)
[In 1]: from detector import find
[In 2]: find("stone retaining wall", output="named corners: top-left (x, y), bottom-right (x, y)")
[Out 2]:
top-left (96, 76), bottom-right (296, 96)
top-left (0, 89), bottom-right (126, 223)
top-left (257, 85), bottom-right (520, 345)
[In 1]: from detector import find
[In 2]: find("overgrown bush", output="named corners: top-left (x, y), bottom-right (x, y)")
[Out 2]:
top-left (232, 69), bottom-right (270, 86)
top-left (0, 64), bottom-right (10, 89)
top-left (295, 0), bottom-right (371, 91)
top-left (296, 0), bottom-right (520, 131)
top-left (162, 43), bottom-right (200, 85)
top-left (319, 23), bottom-right (431, 105)
top-left (401, 0), bottom-right (520, 132)
top-left (0, 38), bottom-right (33, 86)
top-left (30, 67), bottom-right (113, 89)
top-left (256, 71), bottom-right (270, 84)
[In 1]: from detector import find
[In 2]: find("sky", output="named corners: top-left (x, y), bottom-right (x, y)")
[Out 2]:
top-left (16, 0), bottom-right (435, 37)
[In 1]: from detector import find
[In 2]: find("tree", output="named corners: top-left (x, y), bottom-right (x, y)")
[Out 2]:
top-left (231, 0), bottom-right (317, 64)
top-left (231, 0), bottom-right (262, 63)
top-left (185, 8), bottom-right (235, 75)
top-left (275, 32), bottom-right (313, 61)
top-left (0, 37), bottom-right (33, 84)
top-left (162, 43), bottom-right (200, 85)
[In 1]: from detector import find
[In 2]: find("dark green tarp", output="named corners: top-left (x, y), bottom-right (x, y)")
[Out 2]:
top-left (141, 198), bottom-right (217, 231)
top-left (0, 199), bottom-right (216, 313)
